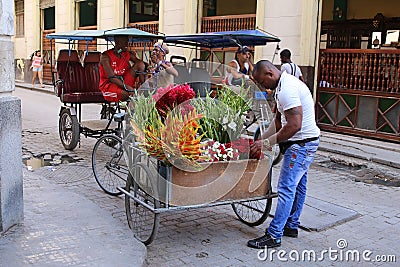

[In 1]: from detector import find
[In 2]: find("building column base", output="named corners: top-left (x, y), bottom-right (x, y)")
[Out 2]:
top-left (0, 96), bottom-right (23, 233)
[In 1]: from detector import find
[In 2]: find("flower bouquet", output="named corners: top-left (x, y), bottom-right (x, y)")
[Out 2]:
top-left (128, 82), bottom-right (264, 166)
top-left (128, 84), bottom-right (206, 170)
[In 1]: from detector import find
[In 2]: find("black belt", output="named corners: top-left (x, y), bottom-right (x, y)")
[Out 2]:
top-left (279, 137), bottom-right (319, 154)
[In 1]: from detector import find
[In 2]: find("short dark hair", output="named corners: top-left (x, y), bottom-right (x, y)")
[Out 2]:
top-left (253, 60), bottom-right (276, 74)
top-left (280, 49), bottom-right (291, 59)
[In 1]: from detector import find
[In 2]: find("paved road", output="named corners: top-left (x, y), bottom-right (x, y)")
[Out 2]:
top-left (15, 85), bottom-right (400, 266)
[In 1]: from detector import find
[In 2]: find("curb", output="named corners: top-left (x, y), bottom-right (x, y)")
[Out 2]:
top-left (318, 144), bottom-right (400, 169)
top-left (320, 132), bottom-right (400, 153)
top-left (15, 81), bottom-right (55, 96)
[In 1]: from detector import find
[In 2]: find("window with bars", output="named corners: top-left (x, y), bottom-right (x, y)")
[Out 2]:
top-left (15, 0), bottom-right (24, 37)
top-left (129, 0), bottom-right (159, 23)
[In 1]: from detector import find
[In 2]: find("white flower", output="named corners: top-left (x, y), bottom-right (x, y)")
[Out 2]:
top-left (213, 142), bottom-right (220, 149)
top-left (222, 117), bottom-right (228, 124)
top-left (228, 121), bottom-right (237, 130)
top-left (227, 151), bottom-right (233, 158)
top-left (223, 154), bottom-right (227, 159)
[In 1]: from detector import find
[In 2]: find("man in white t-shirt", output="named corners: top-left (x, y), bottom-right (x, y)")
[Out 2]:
top-left (247, 60), bottom-right (320, 249)
top-left (280, 49), bottom-right (305, 83)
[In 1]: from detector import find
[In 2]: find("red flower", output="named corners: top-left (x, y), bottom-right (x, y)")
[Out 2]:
top-left (153, 84), bottom-right (196, 118)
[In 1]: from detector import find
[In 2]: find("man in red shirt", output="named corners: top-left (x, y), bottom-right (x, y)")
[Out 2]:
top-left (99, 35), bottom-right (146, 102)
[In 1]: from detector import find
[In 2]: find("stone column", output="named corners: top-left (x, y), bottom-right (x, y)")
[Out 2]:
top-left (0, 0), bottom-right (23, 233)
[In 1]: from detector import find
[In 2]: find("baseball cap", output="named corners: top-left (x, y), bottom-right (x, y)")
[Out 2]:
top-left (238, 46), bottom-right (252, 53)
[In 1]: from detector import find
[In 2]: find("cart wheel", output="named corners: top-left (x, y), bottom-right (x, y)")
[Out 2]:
top-left (59, 108), bottom-right (79, 150)
top-left (92, 134), bottom-right (128, 196)
top-left (125, 165), bottom-right (160, 245)
top-left (231, 172), bottom-right (273, 226)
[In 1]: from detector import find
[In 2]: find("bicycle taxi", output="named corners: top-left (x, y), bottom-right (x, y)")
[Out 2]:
top-left (46, 28), bottom-right (164, 195)
top-left (46, 28), bottom-right (163, 150)
top-left (118, 29), bottom-right (282, 244)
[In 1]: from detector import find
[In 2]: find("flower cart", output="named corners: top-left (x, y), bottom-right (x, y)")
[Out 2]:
top-left (116, 30), bottom-right (281, 245)
top-left (118, 74), bottom-right (279, 245)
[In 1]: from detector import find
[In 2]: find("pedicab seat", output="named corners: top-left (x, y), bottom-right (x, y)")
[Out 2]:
top-left (81, 51), bottom-right (106, 103)
top-left (170, 56), bottom-right (190, 85)
top-left (56, 49), bottom-right (105, 103)
top-left (188, 60), bottom-right (211, 98)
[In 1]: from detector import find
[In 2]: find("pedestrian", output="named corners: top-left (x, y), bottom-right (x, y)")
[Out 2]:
top-left (247, 60), bottom-right (320, 249)
top-left (30, 50), bottom-right (44, 88)
top-left (280, 49), bottom-right (305, 83)
top-left (227, 46), bottom-right (253, 86)
top-left (150, 42), bottom-right (178, 88)
top-left (99, 35), bottom-right (146, 102)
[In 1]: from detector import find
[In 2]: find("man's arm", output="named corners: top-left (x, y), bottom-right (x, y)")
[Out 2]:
top-left (260, 112), bottom-right (282, 141)
top-left (129, 52), bottom-right (147, 85)
top-left (247, 55), bottom-right (254, 76)
top-left (132, 60), bottom-right (146, 85)
top-left (269, 106), bottom-right (302, 145)
top-left (250, 106), bottom-right (302, 157)
top-left (296, 65), bottom-right (306, 83)
top-left (227, 61), bottom-right (245, 79)
top-left (162, 62), bottom-right (178, 77)
top-left (100, 52), bottom-right (127, 89)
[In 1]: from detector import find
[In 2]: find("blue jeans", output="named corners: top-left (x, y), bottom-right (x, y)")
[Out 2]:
top-left (267, 139), bottom-right (319, 239)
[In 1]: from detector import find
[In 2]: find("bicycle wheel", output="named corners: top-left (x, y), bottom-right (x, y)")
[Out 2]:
top-left (59, 108), bottom-right (79, 150)
top-left (231, 172), bottom-right (273, 226)
top-left (92, 134), bottom-right (128, 196)
top-left (125, 165), bottom-right (160, 245)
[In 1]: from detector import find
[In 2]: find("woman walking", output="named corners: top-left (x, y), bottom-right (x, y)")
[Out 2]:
top-left (30, 50), bottom-right (44, 88)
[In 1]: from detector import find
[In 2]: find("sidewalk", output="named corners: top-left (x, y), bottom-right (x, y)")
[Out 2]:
top-left (319, 131), bottom-right (400, 168)
top-left (15, 80), bottom-right (55, 95)
top-left (0, 169), bottom-right (146, 267)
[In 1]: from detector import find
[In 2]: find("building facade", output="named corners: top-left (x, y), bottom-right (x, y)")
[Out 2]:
top-left (13, 0), bottom-right (320, 89)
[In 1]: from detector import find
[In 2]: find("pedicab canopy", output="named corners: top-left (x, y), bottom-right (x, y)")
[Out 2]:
top-left (46, 28), bottom-right (164, 42)
top-left (165, 29), bottom-right (280, 48)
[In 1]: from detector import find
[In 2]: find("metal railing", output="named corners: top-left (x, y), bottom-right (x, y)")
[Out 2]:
top-left (201, 14), bottom-right (256, 33)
